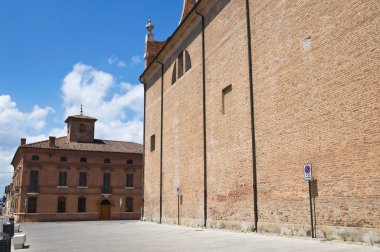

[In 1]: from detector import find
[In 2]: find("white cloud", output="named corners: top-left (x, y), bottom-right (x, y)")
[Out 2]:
top-left (131, 55), bottom-right (142, 65)
top-left (0, 62), bottom-right (144, 191)
top-left (117, 61), bottom-right (126, 68)
top-left (108, 56), bottom-right (126, 68)
top-left (61, 63), bottom-right (143, 142)
top-left (0, 95), bottom-right (53, 187)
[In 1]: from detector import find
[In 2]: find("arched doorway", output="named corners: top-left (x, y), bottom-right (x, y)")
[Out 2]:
top-left (99, 199), bottom-right (111, 220)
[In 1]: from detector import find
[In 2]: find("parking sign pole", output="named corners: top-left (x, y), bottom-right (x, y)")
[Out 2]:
top-left (308, 180), bottom-right (314, 238)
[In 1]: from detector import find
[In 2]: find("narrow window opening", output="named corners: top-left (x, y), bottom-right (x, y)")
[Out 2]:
top-left (104, 158), bottom-right (111, 164)
top-left (185, 50), bottom-right (191, 72)
top-left (150, 135), bottom-right (156, 152)
top-left (127, 159), bottom-right (133, 165)
top-left (80, 157), bottom-right (87, 163)
top-left (79, 124), bottom-right (86, 132)
top-left (178, 52), bottom-right (184, 78)
top-left (172, 62), bottom-right (177, 85)
top-left (31, 155), bottom-right (39, 161)
top-left (222, 85), bottom-right (233, 115)
top-left (60, 156), bottom-right (67, 162)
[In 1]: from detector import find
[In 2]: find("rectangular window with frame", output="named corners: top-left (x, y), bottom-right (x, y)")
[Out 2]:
top-left (126, 197), bottom-right (133, 212)
top-left (58, 171), bottom-right (67, 186)
top-left (79, 123), bottom-right (86, 132)
top-left (79, 172), bottom-right (87, 187)
top-left (126, 174), bottom-right (134, 187)
top-left (28, 170), bottom-right (39, 193)
top-left (102, 173), bottom-right (111, 194)
top-left (57, 197), bottom-right (66, 213)
top-left (78, 197), bottom-right (86, 212)
top-left (27, 197), bottom-right (37, 213)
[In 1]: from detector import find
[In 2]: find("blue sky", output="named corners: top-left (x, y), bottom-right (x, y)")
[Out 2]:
top-left (0, 0), bottom-right (183, 193)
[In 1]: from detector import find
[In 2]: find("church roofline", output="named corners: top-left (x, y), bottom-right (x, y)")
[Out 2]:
top-left (140, 0), bottom-right (205, 84)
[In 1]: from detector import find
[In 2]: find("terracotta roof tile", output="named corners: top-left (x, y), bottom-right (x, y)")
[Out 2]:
top-left (23, 137), bottom-right (142, 154)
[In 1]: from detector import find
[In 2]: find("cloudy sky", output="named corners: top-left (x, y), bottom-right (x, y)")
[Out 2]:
top-left (0, 0), bottom-right (183, 193)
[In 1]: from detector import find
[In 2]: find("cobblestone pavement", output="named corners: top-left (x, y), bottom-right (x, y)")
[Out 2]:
top-left (14, 221), bottom-right (380, 252)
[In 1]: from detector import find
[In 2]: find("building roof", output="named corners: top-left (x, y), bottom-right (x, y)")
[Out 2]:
top-left (65, 114), bottom-right (97, 123)
top-left (21, 136), bottom-right (142, 154)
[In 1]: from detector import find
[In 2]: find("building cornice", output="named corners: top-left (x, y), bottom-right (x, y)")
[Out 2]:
top-left (140, 0), bottom-right (215, 84)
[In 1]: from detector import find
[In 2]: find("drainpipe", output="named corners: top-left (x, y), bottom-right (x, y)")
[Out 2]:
top-left (195, 10), bottom-right (207, 228)
top-left (139, 76), bottom-right (146, 221)
top-left (245, 0), bottom-right (258, 231)
top-left (156, 59), bottom-right (164, 224)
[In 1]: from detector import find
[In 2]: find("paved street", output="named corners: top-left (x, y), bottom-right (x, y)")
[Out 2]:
top-left (16, 221), bottom-right (379, 252)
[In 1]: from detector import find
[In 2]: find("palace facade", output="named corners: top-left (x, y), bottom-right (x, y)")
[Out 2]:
top-left (10, 114), bottom-right (143, 222)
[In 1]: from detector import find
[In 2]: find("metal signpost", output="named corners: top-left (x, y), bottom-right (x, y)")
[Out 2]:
top-left (304, 163), bottom-right (315, 238)
top-left (176, 188), bottom-right (181, 225)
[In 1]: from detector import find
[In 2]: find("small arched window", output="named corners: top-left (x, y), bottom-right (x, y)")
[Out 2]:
top-left (104, 158), bottom-right (111, 164)
top-left (185, 50), bottom-right (191, 72)
top-left (80, 157), bottom-right (87, 163)
top-left (172, 62), bottom-right (177, 85)
top-left (31, 155), bottom-right (39, 161)
top-left (127, 160), bottom-right (133, 165)
top-left (60, 156), bottom-right (67, 162)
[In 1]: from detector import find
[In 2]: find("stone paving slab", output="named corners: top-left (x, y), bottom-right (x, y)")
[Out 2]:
top-left (14, 220), bottom-right (380, 252)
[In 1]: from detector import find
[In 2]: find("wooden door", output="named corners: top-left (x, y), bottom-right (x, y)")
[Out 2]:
top-left (99, 205), bottom-right (111, 220)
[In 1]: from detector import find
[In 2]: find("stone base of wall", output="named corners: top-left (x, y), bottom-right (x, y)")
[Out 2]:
top-left (207, 219), bottom-right (254, 232)
top-left (142, 217), bottom-right (380, 246)
top-left (13, 212), bottom-right (140, 222)
top-left (258, 222), bottom-right (380, 246)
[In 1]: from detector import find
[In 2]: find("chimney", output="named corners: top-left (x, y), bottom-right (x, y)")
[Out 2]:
top-left (49, 136), bottom-right (56, 148)
top-left (20, 138), bottom-right (26, 146)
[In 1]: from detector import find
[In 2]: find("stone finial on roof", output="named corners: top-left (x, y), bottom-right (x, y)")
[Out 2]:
top-left (145, 18), bottom-right (154, 42)
top-left (80, 104), bottom-right (83, 115)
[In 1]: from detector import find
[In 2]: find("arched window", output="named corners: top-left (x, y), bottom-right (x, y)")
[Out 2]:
top-left (127, 159), bottom-right (133, 165)
top-left (185, 50), bottom-right (191, 72)
top-left (172, 50), bottom-right (192, 85)
top-left (104, 158), bottom-right (111, 164)
top-left (80, 157), bottom-right (87, 163)
top-left (57, 197), bottom-right (66, 213)
top-left (60, 156), bottom-right (67, 162)
top-left (31, 155), bottom-right (39, 161)
top-left (172, 62), bottom-right (177, 85)
top-left (178, 52), bottom-right (184, 78)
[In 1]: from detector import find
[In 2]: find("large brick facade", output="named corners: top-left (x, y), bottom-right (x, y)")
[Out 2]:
top-left (10, 114), bottom-right (143, 222)
top-left (141, 0), bottom-right (380, 244)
